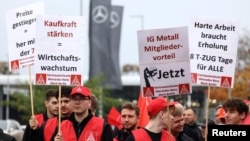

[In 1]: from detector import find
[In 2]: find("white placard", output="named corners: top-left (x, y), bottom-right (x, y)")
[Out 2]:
top-left (189, 17), bottom-right (239, 88)
top-left (137, 27), bottom-right (192, 97)
top-left (6, 1), bottom-right (44, 71)
top-left (138, 27), bottom-right (190, 64)
top-left (34, 15), bottom-right (85, 86)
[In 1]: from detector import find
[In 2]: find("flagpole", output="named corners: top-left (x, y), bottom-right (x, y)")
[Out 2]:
top-left (80, 0), bottom-right (83, 16)
top-left (228, 88), bottom-right (232, 99)
top-left (6, 70), bottom-right (10, 119)
top-left (98, 87), bottom-right (103, 118)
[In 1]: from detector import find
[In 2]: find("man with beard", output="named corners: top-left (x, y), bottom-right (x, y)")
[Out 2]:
top-left (37, 86), bottom-right (73, 141)
top-left (114, 102), bottom-right (140, 141)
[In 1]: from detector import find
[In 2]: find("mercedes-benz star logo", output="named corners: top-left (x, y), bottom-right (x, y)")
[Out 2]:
top-left (110, 11), bottom-right (120, 29)
top-left (92, 5), bottom-right (109, 24)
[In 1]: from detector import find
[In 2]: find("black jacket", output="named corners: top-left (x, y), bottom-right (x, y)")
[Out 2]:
top-left (0, 128), bottom-right (17, 141)
top-left (176, 131), bottom-right (195, 141)
top-left (183, 123), bottom-right (203, 141)
top-left (114, 128), bottom-right (133, 141)
top-left (22, 113), bottom-right (48, 141)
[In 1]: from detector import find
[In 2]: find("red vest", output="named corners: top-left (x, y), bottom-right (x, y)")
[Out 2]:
top-left (132, 128), bottom-right (175, 141)
top-left (35, 114), bottom-right (45, 127)
top-left (242, 114), bottom-right (250, 124)
top-left (61, 116), bottom-right (104, 141)
top-left (43, 117), bottom-right (58, 141)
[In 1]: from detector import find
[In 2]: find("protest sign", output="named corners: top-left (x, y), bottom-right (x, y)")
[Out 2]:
top-left (6, 1), bottom-right (44, 71)
top-left (34, 15), bottom-right (85, 85)
top-left (190, 17), bottom-right (239, 88)
top-left (137, 27), bottom-right (192, 97)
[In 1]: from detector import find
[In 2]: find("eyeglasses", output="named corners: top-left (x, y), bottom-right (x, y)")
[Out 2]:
top-left (71, 96), bottom-right (90, 102)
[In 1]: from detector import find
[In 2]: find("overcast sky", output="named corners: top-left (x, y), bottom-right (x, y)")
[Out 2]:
top-left (1, 0), bottom-right (250, 75)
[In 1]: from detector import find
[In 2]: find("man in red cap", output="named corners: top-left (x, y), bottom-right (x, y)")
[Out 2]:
top-left (214, 105), bottom-right (226, 125)
top-left (125, 96), bottom-right (176, 141)
top-left (54, 86), bottom-right (114, 141)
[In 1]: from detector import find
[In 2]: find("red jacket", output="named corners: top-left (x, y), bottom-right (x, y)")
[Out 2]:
top-left (132, 128), bottom-right (176, 141)
top-left (61, 116), bottom-right (104, 141)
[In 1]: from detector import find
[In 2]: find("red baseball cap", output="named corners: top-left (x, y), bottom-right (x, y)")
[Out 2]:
top-left (70, 86), bottom-right (91, 97)
top-left (147, 96), bottom-right (177, 116)
top-left (218, 107), bottom-right (225, 119)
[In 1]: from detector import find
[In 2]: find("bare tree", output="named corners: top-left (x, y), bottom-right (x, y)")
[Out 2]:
top-left (237, 29), bottom-right (250, 70)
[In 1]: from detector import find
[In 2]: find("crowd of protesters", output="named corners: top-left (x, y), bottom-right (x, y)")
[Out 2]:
top-left (2, 85), bottom-right (246, 141)
top-left (114, 96), bottom-right (250, 141)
